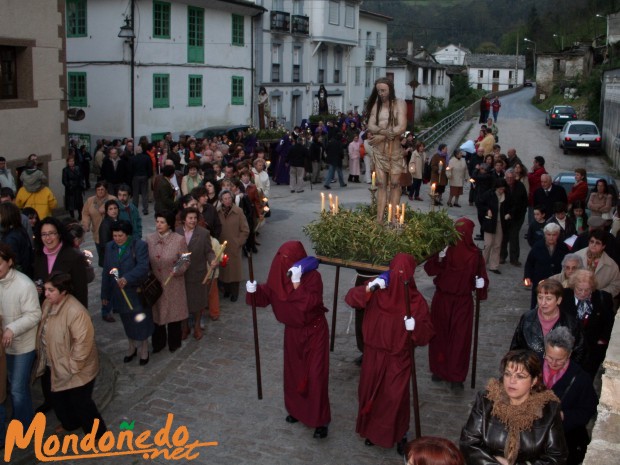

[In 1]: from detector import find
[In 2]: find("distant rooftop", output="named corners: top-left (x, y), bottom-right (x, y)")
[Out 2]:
top-left (465, 54), bottom-right (526, 69)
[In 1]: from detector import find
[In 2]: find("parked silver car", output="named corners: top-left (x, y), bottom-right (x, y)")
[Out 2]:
top-left (558, 120), bottom-right (602, 155)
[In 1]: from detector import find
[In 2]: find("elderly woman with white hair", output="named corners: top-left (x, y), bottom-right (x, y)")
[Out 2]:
top-left (543, 327), bottom-right (598, 465)
top-left (548, 253), bottom-right (585, 288)
top-left (560, 269), bottom-right (615, 378)
top-left (524, 222), bottom-right (570, 308)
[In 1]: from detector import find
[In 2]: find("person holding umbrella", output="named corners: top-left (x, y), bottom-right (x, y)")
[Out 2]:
top-left (345, 253), bottom-right (434, 455)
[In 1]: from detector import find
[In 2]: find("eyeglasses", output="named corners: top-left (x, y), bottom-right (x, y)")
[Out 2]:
top-left (40, 232), bottom-right (59, 238)
top-left (503, 371), bottom-right (531, 381)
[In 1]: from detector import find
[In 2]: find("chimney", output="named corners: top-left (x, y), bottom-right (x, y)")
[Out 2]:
top-left (407, 41), bottom-right (414, 58)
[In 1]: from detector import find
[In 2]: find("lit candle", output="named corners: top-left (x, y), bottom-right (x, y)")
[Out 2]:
top-left (439, 161), bottom-right (444, 174)
top-left (400, 203), bottom-right (405, 224)
top-left (388, 204), bottom-right (392, 222)
top-left (371, 171), bottom-right (376, 188)
top-left (265, 160), bottom-right (271, 169)
top-left (321, 192), bottom-right (325, 212)
top-left (431, 183), bottom-right (436, 196)
top-left (395, 205), bottom-right (400, 220)
top-left (328, 193), bottom-right (333, 208)
top-left (334, 196), bottom-right (339, 214)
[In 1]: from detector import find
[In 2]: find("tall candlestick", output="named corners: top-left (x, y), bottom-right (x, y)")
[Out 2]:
top-left (321, 192), bottom-right (325, 212)
top-left (335, 196), bottom-right (339, 214)
top-left (395, 205), bottom-right (400, 220)
top-left (431, 183), bottom-right (436, 196)
top-left (371, 172), bottom-right (376, 188)
top-left (400, 203), bottom-right (405, 224)
top-left (388, 204), bottom-right (392, 223)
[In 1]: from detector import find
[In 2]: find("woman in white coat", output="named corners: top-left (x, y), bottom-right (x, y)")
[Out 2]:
top-left (447, 149), bottom-right (468, 207)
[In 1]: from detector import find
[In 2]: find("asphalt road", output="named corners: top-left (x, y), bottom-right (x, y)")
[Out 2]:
top-left (13, 87), bottom-right (617, 465)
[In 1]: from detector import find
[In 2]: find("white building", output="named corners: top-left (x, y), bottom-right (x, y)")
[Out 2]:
top-left (386, 45), bottom-right (451, 124)
top-left (433, 43), bottom-right (470, 65)
top-left (67, 0), bottom-right (266, 147)
top-left (465, 54), bottom-right (526, 92)
top-left (346, 9), bottom-right (391, 114)
top-left (255, 0), bottom-right (389, 127)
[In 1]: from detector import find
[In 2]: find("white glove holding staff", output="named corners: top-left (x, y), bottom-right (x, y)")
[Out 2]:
top-left (246, 280), bottom-right (257, 293)
top-left (439, 246), bottom-right (449, 259)
top-left (475, 276), bottom-right (485, 289)
top-left (404, 317), bottom-right (416, 331)
top-left (288, 266), bottom-right (302, 284)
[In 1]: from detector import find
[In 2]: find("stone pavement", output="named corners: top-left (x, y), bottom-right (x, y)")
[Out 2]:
top-left (10, 91), bottom-right (617, 464)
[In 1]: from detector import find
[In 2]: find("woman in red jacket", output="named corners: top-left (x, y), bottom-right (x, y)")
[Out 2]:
top-left (567, 168), bottom-right (588, 209)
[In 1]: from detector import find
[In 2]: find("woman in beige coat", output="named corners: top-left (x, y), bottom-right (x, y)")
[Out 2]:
top-left (36, 271), bottom-right (106, 438)
top-left (217, 190), bottom-right (249, 302)
top-left (407, 141), bottom-right (426, 201)
top-left (146, 210), bottom-right (190, 353)
top-left (447, 149), bottom-right (468, 207)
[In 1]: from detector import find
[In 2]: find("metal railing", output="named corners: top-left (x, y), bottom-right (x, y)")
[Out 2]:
top-left (417, 106), bottom-right (465, 148)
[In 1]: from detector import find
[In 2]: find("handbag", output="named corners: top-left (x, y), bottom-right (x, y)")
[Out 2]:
top-left (137, 271), bottom-right (163, 308)
top-left (131, 242), bottom-right (163, 307)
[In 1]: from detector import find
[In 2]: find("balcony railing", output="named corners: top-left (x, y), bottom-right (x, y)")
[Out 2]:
top-left (365, 46), bottom-right (375, 62)
top-left (271, 11), bottom-right (290, 33)
top-left (291, 15), bottom-right (309, 35)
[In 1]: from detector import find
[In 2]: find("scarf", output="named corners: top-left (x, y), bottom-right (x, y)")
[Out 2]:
top-left (543, 360), bottom-right (570, 389)
top-left (486, 378), bottom-right (559, 465)
top-left (43, 242), bottom-right (63, 274)
top-left (117, 237), bottom-right (132, 259)
top-left (576, 297), bottom-right (593, 321)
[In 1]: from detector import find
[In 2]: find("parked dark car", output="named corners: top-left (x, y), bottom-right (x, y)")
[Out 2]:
top-left (558, 120), bottom-right (602, 155)
top-left (524, 79), bottom-right (534, 87)
top-left (553, 172), bottom-right (619, 207)
top-left (545, 105), bottom-right (578, 129)
top-left (193, 125), bottom-right (250, 142)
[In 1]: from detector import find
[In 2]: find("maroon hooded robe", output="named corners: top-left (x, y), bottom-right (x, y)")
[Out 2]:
top-left (345, 253), bottom-right (434, 448)
top-left (424, 217), bottom-right (488, 383)
top-left (246, 241), bottom-right (331, 427)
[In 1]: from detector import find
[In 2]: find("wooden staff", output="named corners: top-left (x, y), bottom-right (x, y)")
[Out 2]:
top-left (247, 253), bottom-right (263, 400)
top-left (329, 265), bottom-right (340, 352)
top-left (470, 289), bottom-right (481, 390)
top-left (202, 240), bottom-right (227, 285)
top-left (403, 280), bottom-right (421, 439)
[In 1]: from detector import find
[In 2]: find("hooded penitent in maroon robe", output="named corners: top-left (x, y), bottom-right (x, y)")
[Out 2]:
top-left (345, 253), bottom-right (434, 448)
top-left (246, 241), bottom-right (331, 428)
top-left (424, 217), bottom-right (488, 383)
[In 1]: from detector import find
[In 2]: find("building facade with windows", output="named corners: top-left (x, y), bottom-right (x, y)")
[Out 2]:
top-left (0, 0), bottom-right (67, 198)
top-left (66, 0), bottom-right (265, 145)
top-left (465, 54), bottom-right (526, 92)
top-left (433, 44), bottom-right (471, 66)
top-left (254, 0), bottom-right (389, 128)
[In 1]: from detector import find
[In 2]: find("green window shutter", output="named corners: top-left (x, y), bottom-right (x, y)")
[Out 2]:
top-left (153, 1), bottom-right (171, 39)
top-left (188, 75), bottom-right (203, 106)
top-left (188, 6), bottom-right (204, 63)
top-left (151, 132), bottom-right (168, 142)
top-left (153, 74), bottom-right (170, 108)
top-left (231, 76), bottom-right (244, 105)
top-left (232, 14), bottom-right (244, 46)
top-left (66, 0), bottom-right (87, 37)
top-left (68, 72), bottom-right (87, 107)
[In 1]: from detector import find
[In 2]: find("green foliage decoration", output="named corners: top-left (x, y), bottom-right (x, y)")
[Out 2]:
top-left (303, 204), bottom-right (459, 265)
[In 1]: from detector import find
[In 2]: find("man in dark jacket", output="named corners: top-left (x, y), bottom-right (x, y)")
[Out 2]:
top-left (501, 169), bottom-right (528, 266)
top-left (101, 148), bottom-right (130, 196)
top-left (532, 174), bottom-right (568, 220)
top-left (323, 133), bottom-right (347, 189)
top-left (287, 134), bottom-right (309, 193)
top-left (129, 147), bottom-right (153, 215)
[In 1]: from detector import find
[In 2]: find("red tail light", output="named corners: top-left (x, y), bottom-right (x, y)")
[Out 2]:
top-left (551, 114), bottom-right (557, 118)
top-left (596, 137), bottom-right (601, 142)
top-left (564, 137), bottom-right (572, 141)
top-left (572, 114), bottom-right (577, 118)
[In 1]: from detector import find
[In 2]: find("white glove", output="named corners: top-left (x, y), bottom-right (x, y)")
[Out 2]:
top-left (246, 280), bottom-right (257, 293)
top-left (404, 317), bottom-right (416, 331)
top-left (439, 246), bottom-right (449, 259)
top-left (504, 214), bottom-right (511, 220)
top-left (368, 277), bottom-right (387, 290)
top-left (289, 266), bottom-right (302, 284)
top-left (475, 276), bottom-right (484, 289)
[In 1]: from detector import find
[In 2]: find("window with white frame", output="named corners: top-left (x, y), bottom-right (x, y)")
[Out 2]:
top-left (478, 70), bottom-right (483, 78)
top-left (292, 46), bottom-right (301, 83)
top-left (355, 67), bottom-right (361, 86)
top-left (492, 70), bottom-right (499, 79)
top-left (271, 44), bottom-right (281, 82)
top-left (318, 48), bottom-right (327, 84)
top-left (376, 32), bottom-right (381, 49)
top-left (334, 48), bottom-right (342, 83)
top-left (365, 67), bottom-right (371, 88)
top-left (345, 3), bottom-right (355, 28)
top-left (329, 1), bottom-right (339, 25)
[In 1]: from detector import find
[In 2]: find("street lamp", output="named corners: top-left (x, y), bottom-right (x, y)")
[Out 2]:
top-left (596, 14), bottom-right (607, 45)
top-left (524, 38), bottom-right (537, 79)
top-left (553, 34), bottom-right (564, 50)
top-left (118, 9), bottom-right (135, 141)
